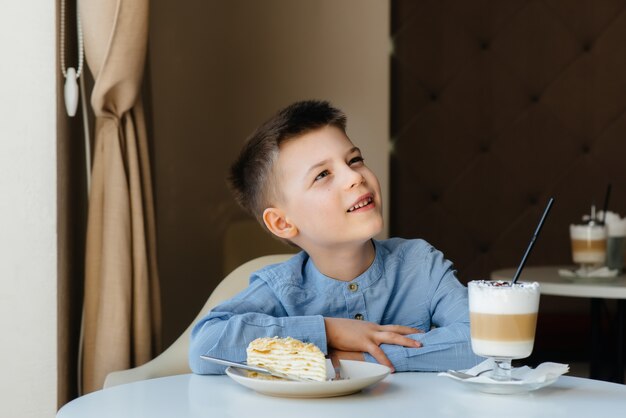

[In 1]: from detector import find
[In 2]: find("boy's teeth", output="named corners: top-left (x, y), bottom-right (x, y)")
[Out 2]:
top-left (348, 197), bottom-right (372, 212)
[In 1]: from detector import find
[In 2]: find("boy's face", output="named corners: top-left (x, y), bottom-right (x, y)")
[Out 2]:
top-left (270, 125), bottom-right (383, 250)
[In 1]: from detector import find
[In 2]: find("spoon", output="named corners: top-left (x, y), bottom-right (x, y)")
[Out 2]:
top-left (447, 369), bottom-right (520, 381)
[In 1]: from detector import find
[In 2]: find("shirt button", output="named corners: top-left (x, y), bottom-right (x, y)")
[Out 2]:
top-left (348, 283), bottom-right (358, 292)
top-left (354, 313), bottom-right (364, 320)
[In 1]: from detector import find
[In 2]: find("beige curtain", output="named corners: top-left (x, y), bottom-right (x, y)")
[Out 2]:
top-left (79, 0), bottom-right (161, 394)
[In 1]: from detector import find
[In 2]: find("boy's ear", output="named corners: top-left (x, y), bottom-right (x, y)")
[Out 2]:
top-left (262, 207), bottom-right (298, 239)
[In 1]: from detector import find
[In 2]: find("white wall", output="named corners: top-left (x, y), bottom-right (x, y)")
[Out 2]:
top-left (0, 2), bottom-right (58, 417)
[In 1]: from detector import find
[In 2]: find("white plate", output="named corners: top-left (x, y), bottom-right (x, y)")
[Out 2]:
top-left (225, 359), bottom-right (390, 398)
top-left (443, 373), bottom-right (560, 395)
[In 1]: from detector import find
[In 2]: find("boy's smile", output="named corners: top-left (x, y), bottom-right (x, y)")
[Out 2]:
top-left (267, 125), bottom-right (384, 255)
top-left (347, 193), bottom-right (374, 213)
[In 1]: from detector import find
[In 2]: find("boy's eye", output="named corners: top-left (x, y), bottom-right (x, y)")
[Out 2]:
top-left (314, 170), bottom-right (330, 181)
top-left (349, 156), bottom-right (364, 165)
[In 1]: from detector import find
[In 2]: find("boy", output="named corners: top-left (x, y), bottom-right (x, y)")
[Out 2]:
top-left (189, 100), bottom-right (482, 374)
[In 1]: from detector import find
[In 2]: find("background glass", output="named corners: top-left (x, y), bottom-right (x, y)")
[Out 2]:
top-left (606, 236), bottom-right (625, 272)
top-left (569, 224), bottom-right (607, 271)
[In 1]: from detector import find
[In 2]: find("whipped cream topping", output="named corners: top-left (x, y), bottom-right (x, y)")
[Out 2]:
top-left (570, 224), bottom-right (607, 239)
top-left (470, 280), bottom-right (539, 290)
top-left (469, 280), bottom-right (540, 314)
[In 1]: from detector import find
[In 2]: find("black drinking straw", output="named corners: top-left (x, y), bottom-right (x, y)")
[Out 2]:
top-left (512, 197), bottom-right (555, 284)
top-left (600, 183), bottom-right (612, 225)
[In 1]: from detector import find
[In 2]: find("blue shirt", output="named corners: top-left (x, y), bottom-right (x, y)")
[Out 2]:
top-left (189, 238), bottom-right (482, 374)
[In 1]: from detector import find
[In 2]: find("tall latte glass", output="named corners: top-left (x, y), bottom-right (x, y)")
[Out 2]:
top-left (570, 223), bottom-right (607, 270)
top-left (468, 280), bottom-right (540, 381)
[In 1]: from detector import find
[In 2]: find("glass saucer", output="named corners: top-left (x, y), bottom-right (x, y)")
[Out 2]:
top-left (441, 373), bottom-right (559, 395)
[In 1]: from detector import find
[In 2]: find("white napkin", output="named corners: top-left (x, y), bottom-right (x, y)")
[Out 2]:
top-left (598, 211), bottom-right (626, 236)
top-left (558, 266), bottom-right (619, 278)
top-left (440, 358), bottom-right (569, 384)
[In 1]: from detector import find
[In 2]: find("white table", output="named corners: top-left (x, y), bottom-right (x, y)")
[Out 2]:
top-left (491, 266), bottom-right (626, 298)
top-left (491, 266), bottom-right (626, 383)
top-left (57, 372), bottom-right (626, 418)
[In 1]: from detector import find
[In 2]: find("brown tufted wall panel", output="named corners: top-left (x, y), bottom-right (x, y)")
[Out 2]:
top-left (391, 1), bottom-right (626, 368)
top-left (391, 0), bottom-right (626, 283)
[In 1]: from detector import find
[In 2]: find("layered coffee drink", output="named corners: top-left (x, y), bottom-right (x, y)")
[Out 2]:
top-left (468, 281), bottom-right (540, 359)
top-left (570, 224), bottom-right (607, 266)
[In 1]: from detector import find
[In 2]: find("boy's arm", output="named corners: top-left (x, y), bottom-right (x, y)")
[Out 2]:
top-left (364, 249), bottom-right (483, 372)
top-left (188, 279), bottom-right (327, 374)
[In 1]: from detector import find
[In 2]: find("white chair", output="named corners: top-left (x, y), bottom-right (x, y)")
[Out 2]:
top-left (103, 253), bottom-right (293, 388)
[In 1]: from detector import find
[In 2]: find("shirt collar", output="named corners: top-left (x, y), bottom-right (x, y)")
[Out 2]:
top-left (304, 240), bottom-right (384, 291)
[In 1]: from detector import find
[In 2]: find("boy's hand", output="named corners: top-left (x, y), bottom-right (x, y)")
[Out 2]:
top-left (324, 317), bottom-right (423, 372)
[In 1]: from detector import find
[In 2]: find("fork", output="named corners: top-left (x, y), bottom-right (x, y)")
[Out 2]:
top-left (200, 354), bottom-right (316, 382)
top-left (328, 354), bottom-right (348, 381)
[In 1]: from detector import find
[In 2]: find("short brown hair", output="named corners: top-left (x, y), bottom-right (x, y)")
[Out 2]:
top-left (228, 100), bottom-right (347, 225)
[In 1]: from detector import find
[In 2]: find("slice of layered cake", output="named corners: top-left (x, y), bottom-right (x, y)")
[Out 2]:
top-left (246, 336), bottom-right (327, 381)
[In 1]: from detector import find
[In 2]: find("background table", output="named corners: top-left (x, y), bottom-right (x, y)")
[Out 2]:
top-left (491, 266), bottom-right (626, 383)
top-left (57, 372), bottom-right (626, 418)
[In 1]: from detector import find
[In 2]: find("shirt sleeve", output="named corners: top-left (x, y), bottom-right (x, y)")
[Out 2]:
top-left (364, 246), bottom-right (483, 371)
top-left (188, 276), bottom-right (328, 375)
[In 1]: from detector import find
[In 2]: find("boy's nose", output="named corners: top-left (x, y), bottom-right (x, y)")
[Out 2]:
top-left (345, 167), bottom-right (365, 189)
